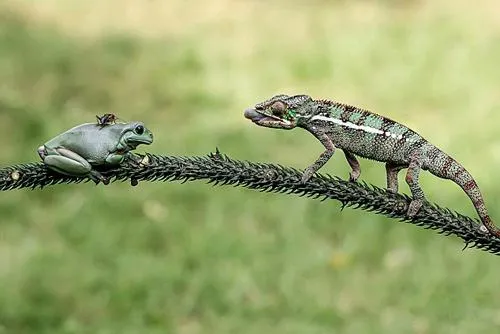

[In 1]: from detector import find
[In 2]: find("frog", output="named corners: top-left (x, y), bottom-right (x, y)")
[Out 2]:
top-left (37, 121), bottom-right (154, 184)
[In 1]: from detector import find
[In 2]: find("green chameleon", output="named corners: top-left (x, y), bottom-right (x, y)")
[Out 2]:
top-left (37, 120), bottom-right (153, 184)
top-left (244, 94), bottom-right (500, 237)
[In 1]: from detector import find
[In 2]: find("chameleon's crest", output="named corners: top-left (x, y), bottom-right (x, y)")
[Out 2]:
top-left (255, 94), bottom-right (311, 110)
top-left (282, 95), bottom-right (313, 109)
top-left (254, 94), bottom-right (290, 110)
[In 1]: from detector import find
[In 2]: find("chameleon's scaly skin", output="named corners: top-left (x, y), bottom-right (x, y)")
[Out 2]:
top-left (244, 94), bottom-right (500, 237)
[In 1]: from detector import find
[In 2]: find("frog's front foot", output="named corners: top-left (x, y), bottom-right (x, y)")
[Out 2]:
top-left (89, 170), bottom-right (110, 185)
top-left (37, 145), bottom-right (47, 160)
top-left (124, 153), bottom-right (144, 167)
top-left (126, 154), bottom-right (149, 187)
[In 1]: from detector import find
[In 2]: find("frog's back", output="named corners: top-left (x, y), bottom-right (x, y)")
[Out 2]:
top-left (45, 123), bottom-right (124, 163)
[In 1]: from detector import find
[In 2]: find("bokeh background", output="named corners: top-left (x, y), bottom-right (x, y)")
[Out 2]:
top-left (1, 0), bottom-right (500, 333)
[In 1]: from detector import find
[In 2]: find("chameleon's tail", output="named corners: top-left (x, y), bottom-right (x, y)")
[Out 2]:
top-left (426, 151), bottom-right (500, 238)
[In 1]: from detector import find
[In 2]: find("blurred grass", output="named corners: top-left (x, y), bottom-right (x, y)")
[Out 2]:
top-left (1, 0), bottom-right (500, 333)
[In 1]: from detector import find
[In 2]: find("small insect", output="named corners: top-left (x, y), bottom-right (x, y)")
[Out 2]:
top-left (96, 113), bottom-right (118, 127)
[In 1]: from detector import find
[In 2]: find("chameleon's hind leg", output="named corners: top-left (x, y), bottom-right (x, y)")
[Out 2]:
top-left (385, 162), bottom-right (406, 193)
top-left (342, 150), bottom-right (360, 182)
top-left (405, 152), bottom-right (426, 217)
top-left (301, 133), bottom-right (335, 183)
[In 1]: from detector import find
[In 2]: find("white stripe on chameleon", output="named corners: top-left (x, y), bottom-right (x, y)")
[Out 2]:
top-left (311, 115), bottom-right (384, 135)
top-left (311, 115), bottom-right (413, 141)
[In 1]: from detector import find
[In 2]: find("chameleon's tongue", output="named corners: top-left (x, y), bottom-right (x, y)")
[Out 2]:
top-left (244, 108), bottom-right (263, 121)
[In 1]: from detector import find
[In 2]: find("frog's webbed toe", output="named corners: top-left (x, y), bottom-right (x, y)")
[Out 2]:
top-left (37, 146), bottom-right (48, 160)
top-left (89, 170), bottom-right (110, 185)
top-left (125, 153), bottom-right (143, 166)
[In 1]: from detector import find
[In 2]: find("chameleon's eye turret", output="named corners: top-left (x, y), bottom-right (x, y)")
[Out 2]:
top-left (271, 101), bottom-right (286, 117)
top-left (134, 124), bottom-right (145, 135)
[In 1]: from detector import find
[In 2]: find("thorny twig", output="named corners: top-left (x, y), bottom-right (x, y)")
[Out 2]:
top-left (1, 149), bottom-right (498, 255)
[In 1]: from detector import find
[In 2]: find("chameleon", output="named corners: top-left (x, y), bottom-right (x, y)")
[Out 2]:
top-left (244, 94), bottom-right (500, 237)
top-left (37, 120), bottom-right (153, 185)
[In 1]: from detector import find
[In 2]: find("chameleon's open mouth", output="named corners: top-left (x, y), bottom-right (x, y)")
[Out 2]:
top-left (244, 108), bottom-right (290, 125)
top-left (244, 108), bottom-right (266, 122)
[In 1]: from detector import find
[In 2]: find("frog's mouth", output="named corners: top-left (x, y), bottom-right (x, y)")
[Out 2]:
top-left (125, 133), bottom-right (154, 149)
top-left (133, 136), bottom-right (154, 145)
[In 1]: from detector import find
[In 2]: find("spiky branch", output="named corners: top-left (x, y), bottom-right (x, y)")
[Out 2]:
top-left (1, 150), bottom-right (498, 255)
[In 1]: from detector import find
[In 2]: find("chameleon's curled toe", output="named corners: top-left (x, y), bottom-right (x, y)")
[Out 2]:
top-left (387, 187), bottom-right (398, 194)
top-left (406, 199), bottom-right (423, 217)
top-left (479, 225), bottom-right (489, 233)
top-left (349, 171), bottom-right (360, 182)
top-left (301, 168), bottom-right (315, 184)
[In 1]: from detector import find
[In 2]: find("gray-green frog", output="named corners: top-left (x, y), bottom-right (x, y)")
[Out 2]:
top-left (37, 121), bottom-right (153, 184)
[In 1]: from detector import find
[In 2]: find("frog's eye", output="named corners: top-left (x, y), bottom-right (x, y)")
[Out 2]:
top-left (271, 101), bottom-right (286, 117)
top-left (135, 125), bottom-right (145, 135)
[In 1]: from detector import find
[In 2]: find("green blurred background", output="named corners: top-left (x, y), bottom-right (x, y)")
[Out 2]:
top-left (1, 0), bottom-right (500, 333)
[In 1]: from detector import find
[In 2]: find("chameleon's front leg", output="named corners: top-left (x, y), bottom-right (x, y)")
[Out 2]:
top-left (385, 162), bottom-right (406, 193)
top-left (342, 150), bottom-right (360, 182)
top-left (301, 133), bottom-right (335, 183)
top-left (405, 152), bottom-right (426, 216)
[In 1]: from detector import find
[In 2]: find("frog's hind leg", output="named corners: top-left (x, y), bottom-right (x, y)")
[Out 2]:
top-left (43, 147), bottom-right (92, 175)
top-left (43, 147), bottom-right (109, 185)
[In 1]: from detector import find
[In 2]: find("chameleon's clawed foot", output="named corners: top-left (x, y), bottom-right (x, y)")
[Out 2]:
top-left (479, 225), bottom-right (489, 233)
top-left (301, 168), bottom-right (314, 183)
top-left (387, 186), bottom-right (398, 194)
top-left (406, 199), bottom-right (423, 217)
top-left (349, 171), bottom-right (360, 182)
